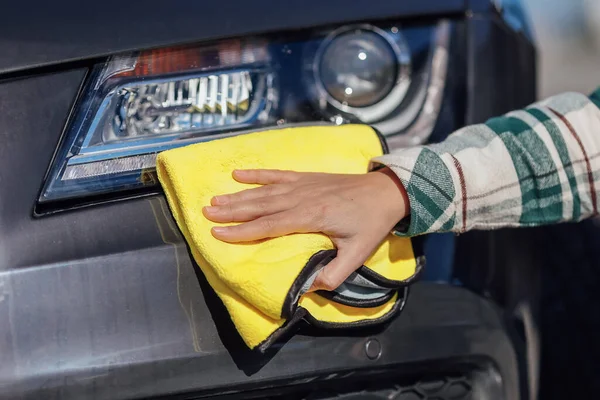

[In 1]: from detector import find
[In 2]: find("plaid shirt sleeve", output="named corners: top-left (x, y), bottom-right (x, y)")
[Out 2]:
top-left (373, 88), bottom-right (600, 236)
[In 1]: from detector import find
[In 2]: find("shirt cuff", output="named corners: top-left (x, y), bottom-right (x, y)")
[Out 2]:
top-left (372, 146), bottom-right (459, 237)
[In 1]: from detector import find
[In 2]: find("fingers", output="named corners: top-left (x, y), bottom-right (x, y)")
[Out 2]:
top-left (232, 169), bottom-right (302, 185)
top-left (210, 169), bottom-right (300, 206)
top-left (204, 194), bottom-right (296, 222)
top-left (211, 184), bottom-right (290, 206)
top-left (311, 245), bottom-right (368, 292)
top-left (210, 210), bottom-right (310, 242)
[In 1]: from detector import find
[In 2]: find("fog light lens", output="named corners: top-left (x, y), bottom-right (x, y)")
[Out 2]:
top-left (320, 30), bottom-right (396, 107)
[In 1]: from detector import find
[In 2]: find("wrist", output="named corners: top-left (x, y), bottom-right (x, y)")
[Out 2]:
top-left (370, 167), bottom-right (409, 222)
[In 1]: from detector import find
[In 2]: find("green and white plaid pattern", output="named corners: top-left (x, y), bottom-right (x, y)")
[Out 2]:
top-left (374, 89), bottom-right (600, 236)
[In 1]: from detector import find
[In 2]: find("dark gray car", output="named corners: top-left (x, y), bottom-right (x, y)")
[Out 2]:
top-left (1, 1), bottom-right (568, 399)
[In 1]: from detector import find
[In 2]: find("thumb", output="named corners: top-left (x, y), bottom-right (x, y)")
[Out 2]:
top-left (311, 244), bottom-right (367, 292)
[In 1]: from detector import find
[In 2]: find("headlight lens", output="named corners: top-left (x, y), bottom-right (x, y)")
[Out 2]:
top-left (38, 21), bottom-right (450, 210)
top-left (319, 29), bottom-right (398, 108)
top-left (311, 25), bottom-right (411, 123)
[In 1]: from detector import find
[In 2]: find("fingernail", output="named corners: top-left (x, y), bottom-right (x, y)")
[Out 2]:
top-left (203, 206), bottom-right (218, 214)
top-left (212, 226), bottom-right (227, 234)
top-left (211, 196), bottom-right (225, 205)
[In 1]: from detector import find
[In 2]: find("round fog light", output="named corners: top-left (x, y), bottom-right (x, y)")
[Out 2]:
top-left (320, 30), bottom-right (396, 107)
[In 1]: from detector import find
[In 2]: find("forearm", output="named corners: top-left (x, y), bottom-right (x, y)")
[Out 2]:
top-left (374, 89), bottom-right (600, 236)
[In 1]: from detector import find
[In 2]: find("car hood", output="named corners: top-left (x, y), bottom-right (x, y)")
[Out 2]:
top-left (0, 0), bottom-right (465, 74)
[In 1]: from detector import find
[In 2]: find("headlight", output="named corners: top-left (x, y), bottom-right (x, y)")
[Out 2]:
top-left (38, 21), bottom-right (450, 210)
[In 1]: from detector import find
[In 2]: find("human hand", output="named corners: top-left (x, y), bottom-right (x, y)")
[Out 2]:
top-left (202, 167), bottom-right (409, 291)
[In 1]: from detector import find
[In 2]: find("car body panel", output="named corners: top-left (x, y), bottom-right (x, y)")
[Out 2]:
top-left (1, 273), bottom-right (518, 399)
top-left (0, 0), bottom-right (465, 75)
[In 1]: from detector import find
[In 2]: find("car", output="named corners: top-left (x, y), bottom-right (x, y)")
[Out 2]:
top-left (0, 1), bottom-right (542, 399)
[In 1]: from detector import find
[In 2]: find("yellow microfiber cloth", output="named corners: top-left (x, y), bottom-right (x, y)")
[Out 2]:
top-left (156, 124), bottom-right (424, 352)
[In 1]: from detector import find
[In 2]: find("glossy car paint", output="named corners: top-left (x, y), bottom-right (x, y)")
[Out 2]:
top-left (0, 1), bottom-right (543, 399)
top-left (0, 0), bottom-right (464, 75)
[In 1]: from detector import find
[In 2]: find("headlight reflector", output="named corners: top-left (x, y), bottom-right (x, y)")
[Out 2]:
top-left (106, 70), bottom-right (264, 141)
top-left (94, 68), bottom-right (271, 144)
